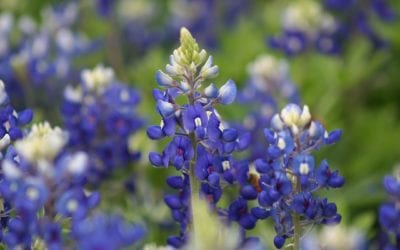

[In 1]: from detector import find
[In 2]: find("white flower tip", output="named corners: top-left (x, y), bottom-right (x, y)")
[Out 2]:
top-left (218, 79), bottom-right (236, 105)
top-left (81, 65), bottom-right (114, 93)
top-left (2, 160), bottom-right (21, 179)
top-left (271, 114), bottom-right (284, 131)
top-left (67, 152), bottom-right (88, 175)
top-left (15, 122), bottom-right (68, 163)
top-left (299, 105), bottom-right (311, 126)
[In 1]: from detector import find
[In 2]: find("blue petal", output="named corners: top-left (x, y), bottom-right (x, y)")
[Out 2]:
top-left (222, 128), bottom-right (238, 142)
top-left (155, 70), bottom-right (175, 87)
top-left (149, 152), bottom-right (164, 167)
top-left (325, 129), bottom-right (342, 144)
top-left (240, 185), bottom-right (258, 200)
top-left (156, 100), bottom-right (175, 118)
top-left (164, 195), bottom-right (182, 209)
top-left (166, 176), bottom-right (184, 189)
top-left (204, 83), bottom-right (219, 98)
top-left (146, 126), bottom-right (164, 140)
top-left (218, 79), bottom-right (237, 105)
top-left (17, 109), bottom-right (33, 125)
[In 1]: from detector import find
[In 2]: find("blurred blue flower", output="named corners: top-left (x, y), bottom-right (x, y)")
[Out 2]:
top-left (0, 3), bottom-right (95, 117)
top-left (62, 65), bottom-right (143, 185)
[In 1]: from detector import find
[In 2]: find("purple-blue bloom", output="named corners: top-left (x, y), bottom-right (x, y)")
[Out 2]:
top-left (61, 65), bottom-right (143, 185)
top-left (252, 103), bottom-right (344, 248)
top-left (147, 28), bottom-right (255, 247)
top-left (269, 0), bottom-right (397, 56)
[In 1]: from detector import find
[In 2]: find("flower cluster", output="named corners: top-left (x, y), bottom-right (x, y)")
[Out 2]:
top-left (268, 0), bottom-right (340, 56)
top-left (0, 80), bottom-right (33, 152)
top-left (237, 55), bottom-right (300, 160)
top-left (0, 122), bottom-right (98, 248)
top-left (269, 0), bottom-right (397, 56)
top-left (252, 104), bottom-right (344, 248)
top-left (147, 27), bottom-right (250, 247)
top-left (378, 167), bottom-right (400, 249)
top-left (62, 65), bottom-right (143, 185)
top-left (0, 2), bottom-right (93, 113)
top-left (324, 0), bottom-right (396, 49)
top-left (0, 120), bottom-right (145, 249)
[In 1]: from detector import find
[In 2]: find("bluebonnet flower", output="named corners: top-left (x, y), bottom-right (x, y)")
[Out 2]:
top-left (0, 120), bottom-right (145, 249)
top-left (94, 0), bottom-right (116, 18)
top-left (147, 27), bottom-right (252, 247)
top-left (269, 0), bottom-right (396, 56)
top-left (378, 167), bottom-right (400, 249)
top-left (237, 55), bottom-right (300, 161)
top-left (0, 122), bottom-right (100, 249)
top-left (0, 3), bottom-right (94, 116)
top-left (62, 65), bottom-right (143, 185)
top-left (0, 80), bottom-right (32, 247)
top-left (324, 0), bottom-right (396, 49)
top-left (0, 80), bottom-right (33, 153)
top-left (268, 1), bottom-right (340, 56)
top-left (251, 103), bottom-right (344, 248)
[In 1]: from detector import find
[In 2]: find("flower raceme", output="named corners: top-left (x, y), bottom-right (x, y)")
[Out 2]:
top-left (0, 122), bottom-right (98, 248)
top-left (0, 80), bottom-right (33, 151)
top-left (268, 0), bottom-right (397, 56)
top-left (0, 3), bottom-right (94, 114)
top-left (252, 103), bottom-right (344, 248)
top-left (268, 0), bottom-right (340, 55)
top-left (147, 27), bottom-right (251, 248)
top-left (0, 120), bottom-right (146, 249)
top-left (62, 65), bottom-right (143, 185)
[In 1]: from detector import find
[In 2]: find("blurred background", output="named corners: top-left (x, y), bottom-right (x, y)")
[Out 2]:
top-left (1, 0), bottom-right (400, 248)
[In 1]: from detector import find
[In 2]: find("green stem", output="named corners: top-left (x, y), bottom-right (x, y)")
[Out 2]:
top-left (292, 176), bottom-right (301, 250)
top-left (189, 132), bottom-right (199, 228)
top-left (188, 83), bottom-right (200, 235)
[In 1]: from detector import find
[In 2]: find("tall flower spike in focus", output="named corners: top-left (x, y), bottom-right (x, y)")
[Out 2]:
top-left (147, 27), bottom-right (253, 248)
top-left (252, 103), bottom-right (344, 249)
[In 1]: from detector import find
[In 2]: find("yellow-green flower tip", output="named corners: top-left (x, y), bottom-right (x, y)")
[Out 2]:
top-left (178, 27), bottom-right (206, 66)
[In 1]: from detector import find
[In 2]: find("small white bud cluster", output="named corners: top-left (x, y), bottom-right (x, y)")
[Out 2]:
top-left (15, 122), bottom-right (68, 164)
top-left (157, 28), bottom-right (221, 94)
top-left (272, 104), bottom-right (311, 135)
top-left (282, 1), bottom-right (336, 36)
top-left (81, 65), bottom-right (115, 94)
top-left (248, 55), bottom-right (289, 91)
